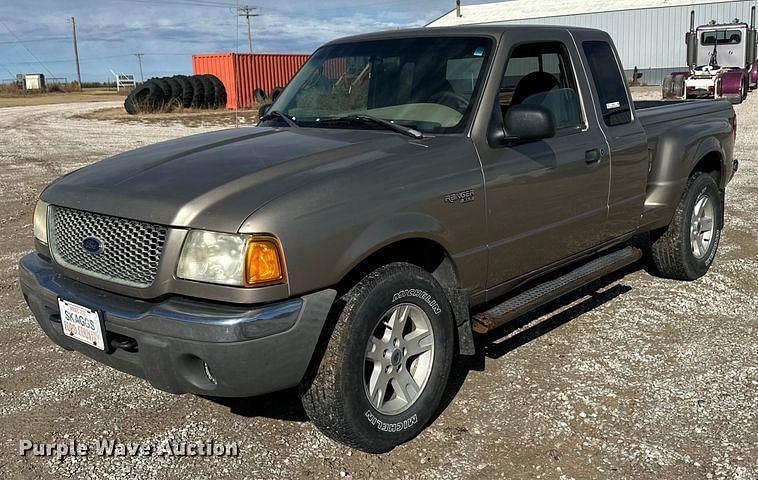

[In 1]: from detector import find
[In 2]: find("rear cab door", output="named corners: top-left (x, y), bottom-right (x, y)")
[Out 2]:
top-left (571, 29), bottom-right (649, 236)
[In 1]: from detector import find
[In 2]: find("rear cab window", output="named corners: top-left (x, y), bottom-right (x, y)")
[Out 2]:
top-left (582, 41), bottom-right (632, 127)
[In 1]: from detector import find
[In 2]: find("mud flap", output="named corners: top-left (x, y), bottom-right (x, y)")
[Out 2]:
top-left (445, 286), bottom-right (475, 355)
top-left (718, 189), bottom-right (726, 230)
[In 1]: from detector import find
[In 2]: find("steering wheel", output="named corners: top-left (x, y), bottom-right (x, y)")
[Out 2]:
top-left (427, 91), bottom-right (470, 113)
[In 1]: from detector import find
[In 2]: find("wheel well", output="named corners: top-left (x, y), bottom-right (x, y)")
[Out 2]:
top-left (338, 238), bottom-right (459, 295)
top-left (301, 239), bottom-right (468, 378)
top-left (692, 152), bottom-right (722, 187)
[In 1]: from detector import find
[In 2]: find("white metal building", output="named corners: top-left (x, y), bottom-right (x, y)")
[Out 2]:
top-left (22, 73), bottom-right (45, 90)
top-left (428, 0), bottom-right (758, 84)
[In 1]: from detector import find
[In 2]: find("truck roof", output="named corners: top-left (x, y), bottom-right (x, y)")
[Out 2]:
top-left (324, 24), bottom-right (608, 46)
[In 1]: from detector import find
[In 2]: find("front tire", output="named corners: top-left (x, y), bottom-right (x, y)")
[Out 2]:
top-left (301, 263), bottom-right (455, 453)
top-left (650, 172), bottom-right (722, 280)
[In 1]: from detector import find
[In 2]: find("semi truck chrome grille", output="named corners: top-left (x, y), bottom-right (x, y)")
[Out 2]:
top-left (49, 207), bottom-right (167, 288)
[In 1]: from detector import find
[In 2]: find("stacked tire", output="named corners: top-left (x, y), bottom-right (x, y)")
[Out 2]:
top-left (124, 74), bottom-right (226, 114)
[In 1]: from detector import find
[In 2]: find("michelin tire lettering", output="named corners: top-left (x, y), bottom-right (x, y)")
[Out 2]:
top-left (364, 411), bottom-right (419, 432)
top-left (392, 289), bottom-right (441, 314)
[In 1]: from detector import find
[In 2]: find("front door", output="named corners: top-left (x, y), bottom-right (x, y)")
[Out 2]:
top-left (476, 36), bottom-right (611, 289)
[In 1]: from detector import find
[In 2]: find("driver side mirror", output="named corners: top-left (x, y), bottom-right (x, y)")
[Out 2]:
top-left (488, 104), bottom-right (556, 147)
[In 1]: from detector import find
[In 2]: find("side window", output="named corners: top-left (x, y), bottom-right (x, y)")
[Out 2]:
top-left (499, 42), bottom-right (584, 131)
top-left (582, 41), bottom-right (632, 127)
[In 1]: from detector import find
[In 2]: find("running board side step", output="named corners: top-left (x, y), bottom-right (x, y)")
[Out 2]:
top-left (472, 246), bottom-right (642, 334)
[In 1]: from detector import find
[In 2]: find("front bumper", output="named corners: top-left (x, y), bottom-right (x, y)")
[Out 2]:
top-left (19, 253), bottom-right (336, 397)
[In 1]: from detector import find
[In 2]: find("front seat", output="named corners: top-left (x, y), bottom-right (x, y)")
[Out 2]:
top-left (510, 71), bottom-right (560, 106)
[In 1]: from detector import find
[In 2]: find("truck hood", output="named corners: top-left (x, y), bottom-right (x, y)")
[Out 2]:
top-left (42, 126), bottom-right (411, 232)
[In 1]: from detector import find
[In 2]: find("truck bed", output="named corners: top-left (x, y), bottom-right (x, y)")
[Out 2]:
top-left (635, 99), bottom-right (734, 141)
top-left (635, 98), bottom-right (735, 230)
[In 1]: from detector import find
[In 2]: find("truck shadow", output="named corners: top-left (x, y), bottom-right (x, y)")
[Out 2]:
top-left (437, 261), bottom-right (640, 420)
top-left (203, 388), bottom-right (309, 422)
top-left (206, 246), bottom-right (651, 423)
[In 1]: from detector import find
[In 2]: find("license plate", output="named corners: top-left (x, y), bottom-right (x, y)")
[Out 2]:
top-left (58, 298), bottom-right (106, 351)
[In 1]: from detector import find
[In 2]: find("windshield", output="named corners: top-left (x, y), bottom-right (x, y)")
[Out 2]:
top-left (701, 29), bottom-right (742, 45)
top-left (265, 36), bottom-right (493, 134)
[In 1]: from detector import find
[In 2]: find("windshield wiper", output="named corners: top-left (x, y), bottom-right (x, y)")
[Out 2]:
top-left (318, 114), bottom-right (423, 139)
top-left (259, 110), bottom-right (299, 128)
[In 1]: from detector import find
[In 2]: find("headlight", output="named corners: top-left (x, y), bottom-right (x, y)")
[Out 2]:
top-left (177, 230), bottom-right (286, 287)
top-left (33, 200), bottom-right (49, 244)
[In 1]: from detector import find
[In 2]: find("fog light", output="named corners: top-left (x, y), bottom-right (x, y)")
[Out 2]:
top-left (203, 362), bottom-right (217, 385)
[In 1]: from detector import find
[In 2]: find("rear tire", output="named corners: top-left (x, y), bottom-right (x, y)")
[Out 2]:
top-left (673, 74), bottom-right (685, 98)
top-left (188, 76), bottom-right (205, 107)
top-left (649, 172), bottom-right (722, 280)
top-left (198, 75), bottom-right (216, 107)
top-left (204, 75), bottom-right (226, 108)
top-left (124, 81), bottom-right (164, 114)
top-left (174, 75), bottom-right (194, 108)
top-left (662, 75), bottom-right (674, 99)
top-left (270, 86), bottom-right (284, 103)
top-left (152, 78), bottom-right (171, 103)
top-left (301, 263), bottom-right (455, 453)
top-left (253, 88), bottom-right (267, 103)
top-left (164, 77), bottom-right (183, 107)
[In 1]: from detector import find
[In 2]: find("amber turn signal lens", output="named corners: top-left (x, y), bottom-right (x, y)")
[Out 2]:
top-left (244, 238), bottom-right (285, 287)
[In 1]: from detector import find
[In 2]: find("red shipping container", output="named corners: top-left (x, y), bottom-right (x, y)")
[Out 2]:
top-left (193, 53), bottom-right (310, 110)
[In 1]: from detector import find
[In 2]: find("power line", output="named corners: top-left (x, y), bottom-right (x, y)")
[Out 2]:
top-left (0, 61), bottom-right (15, 77)
top-left (108, 0), bottom-right (238, 8)
top-left (0, 36), bottom-right (69, 44)
top-left (6, 55), bottom-right (132, 65)
top-left (0, 21), bottom-right (56, 78)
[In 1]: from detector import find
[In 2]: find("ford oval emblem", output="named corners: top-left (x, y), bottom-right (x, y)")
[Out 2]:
top-left (82, 237), bottom-right (103, 254)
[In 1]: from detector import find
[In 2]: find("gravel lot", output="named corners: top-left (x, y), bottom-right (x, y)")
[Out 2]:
top-left (0, 93), bottom-right (756, 480)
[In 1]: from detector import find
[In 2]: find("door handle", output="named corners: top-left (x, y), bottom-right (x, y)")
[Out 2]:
top-left (585, 148), bottom-right (602, 164)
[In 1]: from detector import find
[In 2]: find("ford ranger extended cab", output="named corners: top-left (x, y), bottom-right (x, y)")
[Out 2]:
top-left (20, 26), bottom-right (737, 452)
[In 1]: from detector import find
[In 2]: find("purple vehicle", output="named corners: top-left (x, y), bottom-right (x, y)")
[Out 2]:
top-left (664, 8), bottom-right (758, 104)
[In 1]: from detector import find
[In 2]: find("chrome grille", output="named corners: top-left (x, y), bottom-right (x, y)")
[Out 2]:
top-left (49, 207), bottom-right (167, 288)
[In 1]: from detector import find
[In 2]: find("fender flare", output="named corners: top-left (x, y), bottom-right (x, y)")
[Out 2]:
top-left (335, 212), bottom-right (476, 355)
top-left (719, 70), bottom-right (745, 94)
top-left (644, 121), bottom-right (729, 228)
top-left (335, 211), bottom-right (454, 282)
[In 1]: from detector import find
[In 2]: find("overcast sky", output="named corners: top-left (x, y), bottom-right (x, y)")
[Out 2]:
top-left (0, 0), bottom-right (501, 82)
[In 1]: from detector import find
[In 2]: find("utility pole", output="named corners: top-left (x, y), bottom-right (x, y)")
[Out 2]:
top-left (134, 53), bottom-right (144, 83)
top-left (70, 17), bottom-right (82, 87)
top-left (237, 5), bottom-right (260, 53)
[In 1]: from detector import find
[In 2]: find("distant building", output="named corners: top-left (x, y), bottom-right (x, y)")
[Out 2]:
top-left (22, 73), bottom-right (46, 90)
top-left (428, 0), bottom-right (758, 85)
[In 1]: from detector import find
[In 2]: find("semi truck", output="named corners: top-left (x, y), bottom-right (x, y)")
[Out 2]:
top-left (663, 7), bottom-right (758, 103)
